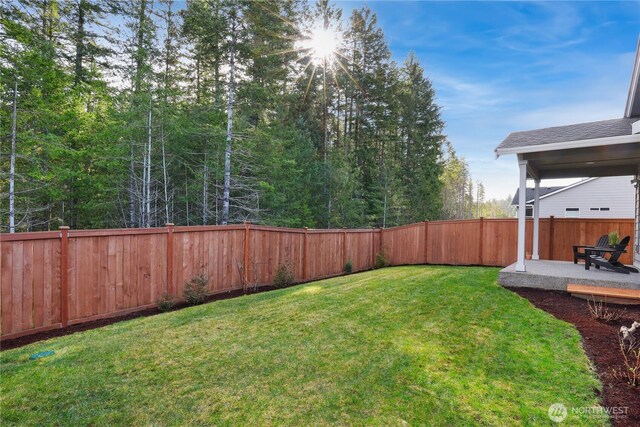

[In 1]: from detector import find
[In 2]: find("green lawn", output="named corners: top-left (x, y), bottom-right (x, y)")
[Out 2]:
top-left (1, 266), bottom-right (606, 426)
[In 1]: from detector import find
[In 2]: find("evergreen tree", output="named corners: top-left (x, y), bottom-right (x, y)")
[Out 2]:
top-left (1, 0), bottom-right (464, 232)
top-left (397, 53), bottom-right (445, 221)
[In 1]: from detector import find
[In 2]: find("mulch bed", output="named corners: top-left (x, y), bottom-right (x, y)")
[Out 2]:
top-left (509, 287), bottom-right (640, 427)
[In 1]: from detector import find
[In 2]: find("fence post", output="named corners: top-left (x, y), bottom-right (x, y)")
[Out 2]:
top-left (59, 226), bottom-right (70, 328)
top-left (478, 217), bottom-right (484, 265)
top-left (166, 223), bottom-right (174, 295)
top-left (548, 215), bottom-right (555, 260)
top-left (423, 221), bottom-right (429, 264)
top-left (243, 221), bottom-right (250, 291)
top-left (303, 227), bottom-right (308, 281)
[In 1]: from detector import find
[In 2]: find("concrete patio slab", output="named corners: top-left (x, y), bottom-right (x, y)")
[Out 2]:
top-left (498, 260), bottom-right (640, 291)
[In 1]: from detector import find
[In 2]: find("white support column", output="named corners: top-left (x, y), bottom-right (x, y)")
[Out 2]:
top-left (532, 179), bottom-right (540, 260)
top-left (635, 164), bottom-right (640, 268)
top-left (516, 160), bottom-right (528, 271)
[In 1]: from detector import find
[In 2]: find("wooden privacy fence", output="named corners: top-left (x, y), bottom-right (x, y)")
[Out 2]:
top-left (0, 217), bottom-right (634, 340)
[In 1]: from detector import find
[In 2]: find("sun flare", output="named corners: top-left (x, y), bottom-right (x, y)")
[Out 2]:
top-left (304, 26), bottom-right (341, 65)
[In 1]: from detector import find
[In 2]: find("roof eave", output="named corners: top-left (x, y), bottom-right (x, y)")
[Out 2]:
top-left (495, 133), bottom-right (640, 157)
top-left (624, 36), bottom-right (640, 118)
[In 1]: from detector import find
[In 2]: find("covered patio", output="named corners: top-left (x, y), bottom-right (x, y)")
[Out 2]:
top-left (499, 259), bottom-right (639, 291)
top-left (494, 41), bottom-right (640, 290)
top-left (495, 128), bottom-right (640, 290)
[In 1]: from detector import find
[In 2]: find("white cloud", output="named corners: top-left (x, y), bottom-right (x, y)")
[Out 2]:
top-left (431, 73), bottom-right (508, 117)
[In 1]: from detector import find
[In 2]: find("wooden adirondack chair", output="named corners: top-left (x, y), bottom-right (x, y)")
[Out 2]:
top-left (573, 234), bottom-right (609, 264)
top-left (587, 235), bottom-right (633, 274)
top-left (608, 235), bottom-right (640, 273)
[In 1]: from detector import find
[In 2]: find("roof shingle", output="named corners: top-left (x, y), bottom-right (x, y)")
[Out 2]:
top-left (496, 117), bottom-right (635, 151)
top-left (511, 186), bottom-right (564, 205)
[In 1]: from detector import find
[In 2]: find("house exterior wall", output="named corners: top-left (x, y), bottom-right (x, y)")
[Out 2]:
top-left (635, 173), bottom-right (639, 267)
top-left (516, 176), bottom-right (635, 219)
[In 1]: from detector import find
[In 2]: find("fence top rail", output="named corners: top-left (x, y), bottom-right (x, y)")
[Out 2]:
top-left (0, 231), bottom-right (60, 242)
top-left (551, 218), bottom-right (633, 223)
top-left (343, 229), bottom-right (380, 234)
top-left (307, 228), bottom-right (379, 234)
top-left (382, 223), bottom-right (425, 231)
top-left (249, 225), bottom-right (306, 234)
top-left (428, 219), bottom-right (483, 225)
top-left (69, 228), bottom-right (168, 238)
top-left (173, 225), bottom-right (245, 233)
top-left (1, 218), bottom-right (633, 242)
top-left (481, 218), bottom-right (555, 222)
top-left (307, 229), bottom-right (348, 235)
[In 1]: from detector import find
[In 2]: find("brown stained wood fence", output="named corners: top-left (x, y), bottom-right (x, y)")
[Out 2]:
top-left (0, 218), bottom-right (634, 340)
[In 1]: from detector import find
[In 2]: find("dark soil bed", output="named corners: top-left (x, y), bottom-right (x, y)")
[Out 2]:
top-left (0, 284), bottom-right (282, 351)
top-left (509, 287), bottom-right (640, 427)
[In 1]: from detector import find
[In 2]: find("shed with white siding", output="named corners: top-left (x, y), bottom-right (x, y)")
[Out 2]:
top-left (512, 176), bottom-right (635, 219)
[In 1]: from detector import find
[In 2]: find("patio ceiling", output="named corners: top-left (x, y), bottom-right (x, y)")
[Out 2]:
top-left (521, 140), bottom-right (640, 179)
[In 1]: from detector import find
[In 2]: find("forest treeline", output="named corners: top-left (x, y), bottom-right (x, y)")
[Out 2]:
top-left (1, 0), bottom-right (511, 232)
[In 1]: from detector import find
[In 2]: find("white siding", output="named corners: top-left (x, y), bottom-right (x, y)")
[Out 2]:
top-left (537, 176), bottom-right (635, 219)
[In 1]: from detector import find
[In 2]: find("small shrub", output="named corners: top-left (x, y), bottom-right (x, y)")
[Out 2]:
top-left (184, 275), bottom-right (208, 305)
top-left (344, 260), bottom-right (353, 273)
top-left (608, 231), bottom-right (619, 246)
top-left (611, 336), bottom-right (640, 387)
top-left (374, 250), bottom-right (390, 269)
top-left (156, 292), bottom-right (175, 312)
top-left (273, 262), bottom-right (294, 288)
top-left (587, 297), bottom-right (626, 323)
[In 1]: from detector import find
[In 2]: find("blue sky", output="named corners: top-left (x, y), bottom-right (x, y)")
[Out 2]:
top-left (338, 0), bottom-right (639, 199)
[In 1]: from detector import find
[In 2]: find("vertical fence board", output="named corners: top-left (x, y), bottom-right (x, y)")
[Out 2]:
top-left (116, 236), bottom-right (125, 310)
top-left (107, 237), bottom-right (117, 314)
top-left (97, 238), bottom-right (105, 315)
top-left (52, 239), bottom-right (61, 325)
top-left (42, 240), bottom-right (53, 326)
top-left (32, 240), bottom-right (45, 328)
top-left (122, 235), bottom-right (132, 310)
top-left (89, 237), bottom-right (98, 317)
top-left (215, 231), bottom-right (224, 291)
top-left (1, 241), bottom-right (13, 335)
top-left (214, 231), bottom-right (223, 288)
top-left (143, 235), bottom-right (152, 306)
top-left (68, 239), bottom-right (78, 319)
top-left (22, 241), bottom-right (34, 332)
top-left (11, 241), bottom-right (23, 334)
top-left (77, 237), bottom-right (87, 319)
top-left (130, 235), bottom-right (139, 311)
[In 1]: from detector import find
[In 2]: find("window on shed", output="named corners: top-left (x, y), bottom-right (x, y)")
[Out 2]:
top-left (565, 208), bottom-right (579, 218)
top-left (525, 206), bottom-right (533, 218)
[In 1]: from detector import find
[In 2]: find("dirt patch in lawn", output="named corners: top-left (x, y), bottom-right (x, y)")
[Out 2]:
top-left (509, 287), bottom-right (640, 427)
top-left (0, 285), bottom-right (284, 351)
